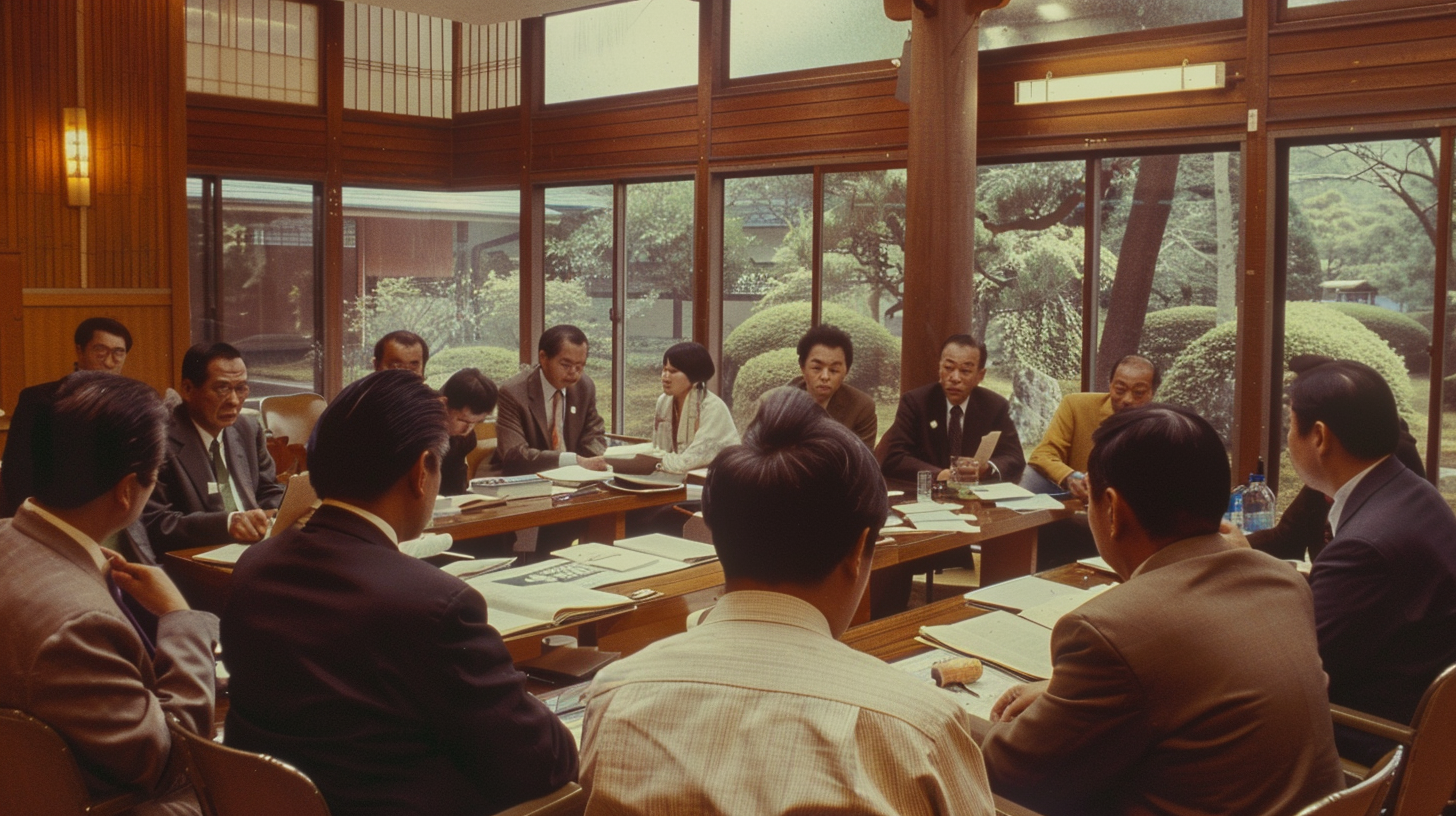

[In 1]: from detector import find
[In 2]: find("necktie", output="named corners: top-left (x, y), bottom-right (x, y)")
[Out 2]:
top-left (551, 391), bottom-right (565, 452)
top-left (106, 572), bottom-right (155, 658)
top-left (210, 438), bottom-right (238, 514)
top-left (948, 404), bottom-right (964, 464)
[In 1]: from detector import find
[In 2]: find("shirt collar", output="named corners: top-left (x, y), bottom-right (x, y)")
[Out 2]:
top-left (24, 499), bottom-right (109, 572)
top-left (320, 499), bottom-right (400, 545)
top-left (1328, 456), bottom-right (1388, 536)
top-left (700, 590), bottom-right (833, 639)
top-left (539, 369), bottom-right (564, 406)
top-left (192, 420), bottom-right (220, 451)
top-left (945, 394), bottom-right (969, 419)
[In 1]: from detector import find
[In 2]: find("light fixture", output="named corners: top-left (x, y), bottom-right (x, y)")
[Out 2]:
top-left (1015, 60), bottom-right (1226, 106)
top-left (64, 107), bottom-right (90, 207)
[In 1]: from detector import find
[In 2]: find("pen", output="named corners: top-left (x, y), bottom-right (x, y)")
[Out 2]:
top-left (552, 484), bottom-right (603, 503)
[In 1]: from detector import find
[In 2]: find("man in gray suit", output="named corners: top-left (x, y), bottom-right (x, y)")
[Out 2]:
top-left (0, 372), bottom-right (218, 815)
top-left (143, 343), bottom-right (285, 555)
top-left (982, 404), bottom-right (1343, 815)
top-left (493, 324), bottom-right (607, 475)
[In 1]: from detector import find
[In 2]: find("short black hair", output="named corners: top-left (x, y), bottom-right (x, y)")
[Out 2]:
top-left (1289, 359), bottom-right (1399, 460)
top-left (1111, 354), bottom-right (1161, 390)
top-left (309, 370), bottom-right (450, 503)
top-left (441, 368), bottom-right (499, 415)
top-left (941, 334), bottom-right (988, 368)
top-left (663, 342), bottom-right (715, 384)
top-left (372, 330), bottom-right (430, 368)
top-left (1087, 404), bottom-right (1229, 541)
top-left (796, 324), bottom-right (854, 370)
top-left (538, 324), bottom-right (589, 358)
top-left (32, 372), bottom-right (167, 509)
top-left (703, 387), bottom-right (888, 585)
top-left (181, 342), bottom-right (244, 387)
top-left (74, 317), bottom-right (133, 351)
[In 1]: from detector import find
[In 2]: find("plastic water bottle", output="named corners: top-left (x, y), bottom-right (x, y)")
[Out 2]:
top-left (1224, 486), bottom-right (1244, 531)
top-left (1242, 473), bottom-right (1276, 533)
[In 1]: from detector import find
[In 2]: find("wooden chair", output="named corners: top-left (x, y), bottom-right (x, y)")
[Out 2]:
top-left (1295, 746), bottom-right (1404, 816)
top-left (260, 393), bottom-right (327, 449)
top-left (0, 708), bottom-right (141, 816)
top-left (1333, 663), bottom-right (1456, 816)
top-left (493, 782), bottom-right (585, 816)
top-left (167, 718), bottom-right (330, 816)
top-left (466, 418), bottom-right (499, 480)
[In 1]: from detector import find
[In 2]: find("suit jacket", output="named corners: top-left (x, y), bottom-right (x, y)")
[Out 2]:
top-left (877, 383), bottom-right (1024, 484)
top-left (788, 376), bottom-right (878, 448)
top-left (982, 535), bottom-right (1344, 816)
top-left (1, 377), bottom-right (65, 517)
top-left (0, 504), bottom-right (218, 815)
top-left (221, 504), bottom-right (577, 816)
top-left (492, 366), bottom-right (606, 475)
top-left (1028, 392), bottom-right (1112, 487)
top-left (440, 432), bottom-right (477, 496)
top-left (142, 403), bottom-right (285, 555)
top-left (1311, 455), bottom-right (1456, 728)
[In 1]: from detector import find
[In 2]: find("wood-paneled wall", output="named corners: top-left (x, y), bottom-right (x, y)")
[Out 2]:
top-left (0, 0), bottom-right (187, 408)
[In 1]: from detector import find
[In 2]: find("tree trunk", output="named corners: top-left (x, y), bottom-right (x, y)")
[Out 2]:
top-left (1214, 153), bottom-right (1237, 326)
top-left (1095, 154), bottom-right (1181, 388)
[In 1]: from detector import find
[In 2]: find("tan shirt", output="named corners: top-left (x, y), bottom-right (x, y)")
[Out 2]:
top-left (580, 591), bottom-right (995, 816)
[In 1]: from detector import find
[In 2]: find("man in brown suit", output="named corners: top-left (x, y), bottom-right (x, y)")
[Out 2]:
top-left (0, 372), bottom-right (218, 815)
top-left (492, 324), bottom-right (607, 475)
top-left (982, 404), bottom-right (1344, 816)
top-left (788, 323), bottom-right (878, 448)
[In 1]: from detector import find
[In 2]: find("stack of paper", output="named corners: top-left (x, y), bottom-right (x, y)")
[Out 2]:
top-left (537, 466), bottom-right (614, 487)
top-left (919, 611), bottom-right (1057, 680)
top-left (963, 575), bottom-right (1089, 613)
top-left (195, 543), bottom-right (250, 566)
top-left (892, 501), bottom-right (979, 533)
top-left (968, 483), bottom-right (1036, 502)
top-left (996, 493), bottom-right (1069, 513)
top-left (464, 574), bottom-right (636, 637)
top-left (441, 557), bottom-right (516, 578)
top-left (613, 533), bottom-right (718, 564)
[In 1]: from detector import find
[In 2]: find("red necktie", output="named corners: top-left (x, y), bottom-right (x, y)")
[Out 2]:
top-left (551, 390), bottom-right (563, 452)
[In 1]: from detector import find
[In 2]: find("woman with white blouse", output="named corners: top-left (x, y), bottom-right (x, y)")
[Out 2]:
top-left (651, 341), bottom-right (740, 474)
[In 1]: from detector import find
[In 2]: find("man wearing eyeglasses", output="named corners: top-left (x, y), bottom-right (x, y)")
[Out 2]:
top-left (143, 343), bottom-right (284, 555)
top-left (2, 317), bottom-right (134, 517)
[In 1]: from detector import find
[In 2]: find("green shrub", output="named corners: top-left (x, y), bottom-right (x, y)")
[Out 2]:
top-left (425, 346), bottom-right (525, 389)
top-left (1326, 302), bottom-right (1430, 375)
top-left (721, 302), bottom-right (899, 406)
top-left (1138, 306), bottom-right (1217, 373)
top-left (730, 348), bottom-right (802, 427)
top-left (1161, 302), bottom-right (1414, 442)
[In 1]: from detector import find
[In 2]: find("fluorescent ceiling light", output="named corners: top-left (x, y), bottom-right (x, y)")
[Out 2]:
top-left (1015, 61), bottom-right (1226, 105)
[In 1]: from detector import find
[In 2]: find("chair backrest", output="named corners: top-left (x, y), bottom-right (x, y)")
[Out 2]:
top-left (1393, 663), bottom-right (1456, 816)
top-left (466, 419), bottom-right (499, 480)
top-left (260, 393), bottom-right (327, 447)
top-left (167, 719), bottom-right (331, 816)
top-left (1295, 746), bottom-right (1403, 816)
top-left (0, 708), bottom-right (139, 816)
top-left (492, 782), bottom-right (585, 816)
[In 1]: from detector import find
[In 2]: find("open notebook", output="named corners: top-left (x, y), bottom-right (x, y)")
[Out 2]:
top-left (919, 581), bottom-right (1116, 680)
top-left (465, 574), bottom-right (636, 637)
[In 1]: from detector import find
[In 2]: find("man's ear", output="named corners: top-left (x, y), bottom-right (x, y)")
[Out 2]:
top-left (841, 527), bottom-right (872, 584)
top-left (1104, 486), bottom-right (1125, 542)
top-left (112, 472), bottom-right (143, 513)
top-left (409, 450), bottom-right (433, 498)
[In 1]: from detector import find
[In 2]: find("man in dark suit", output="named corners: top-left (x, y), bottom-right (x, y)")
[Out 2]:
top-left (221, 370), bottom-right (577, 816)
top-left (2, 316), bottom-right (133, 517)
top-left (142, 343), bottom-right (284, 555)
top-left (493, 324), bottom-right (607, 475)
top-left (983, 404), bottom-right (1344, 815)
top-left (877, 334), bottom-right (1024, 485)
top-left (1285, 359), bottom-right (1456, 763)
top-left (438, 367), bottom-right (498, 496)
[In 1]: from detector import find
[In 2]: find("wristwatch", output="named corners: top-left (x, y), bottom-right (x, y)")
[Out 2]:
top-left (1064, 471), bottom-right (1085, 488)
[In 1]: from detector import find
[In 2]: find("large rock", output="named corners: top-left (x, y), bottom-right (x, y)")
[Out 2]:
top-left (1009, 367), bottom-right (1062, 447)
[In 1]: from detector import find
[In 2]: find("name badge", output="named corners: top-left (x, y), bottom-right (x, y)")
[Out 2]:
top-left (208, 481), bottom-right (220, 495)
top-left (570, 406), bottom-right (577, 414)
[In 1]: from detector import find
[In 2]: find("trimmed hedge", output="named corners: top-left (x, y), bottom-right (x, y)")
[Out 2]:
top-left (722, 302), bottom-right (899, 406)
top-left (424, 346), bottom-right (524, 389)
top-left (731, 348), bottom-right (802, 428)
top-left (1138, 306), bottom-right (1218, 373)
top-left (1161, 302), bottom-right (1414, 441)
top-left (1326, 302), bottom-right (1430, 375)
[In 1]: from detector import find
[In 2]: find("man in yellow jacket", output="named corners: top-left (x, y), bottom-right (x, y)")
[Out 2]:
top-left (1028, 355), bottom-right (1160, 499)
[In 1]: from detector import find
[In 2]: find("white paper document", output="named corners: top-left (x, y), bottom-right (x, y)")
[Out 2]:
top-left (1016, 583), bottom-right (1116, 629)
top-left (555, 542), bottom-right (660, 572)
top-left (398, 532), bottom-right (454, 559)
top-left (972, 431), bottom-right (1001, 463)
top-left (441, 557), bottom-right (516, 579)
top-left (890, 648), bottom-right (1025, 722)
top-left (194, 543), bottom-right (250, 566)
top-left (919, 611), bottom-right (1055, 680)
top-left (465, 573), bottom-right (635, 636)
top-left (604, 442), bottom-right (657, 458)
top-left (893, 501), bottom-right (955, 516)
top-left (964, 574), bottom-right (1088, 613)
top-left (996, 494), bottom-right (1069, 513)
top-left (613, 533), bottom-right (718, 564)
top-left (1077, 555), bottom-right (1118, 575)
top-left (969, 483), bottom-right (1036, 501)
top-left (538, 466), bottom-right (614, 486)
top-left (269, 472), bottom-right (318, 535)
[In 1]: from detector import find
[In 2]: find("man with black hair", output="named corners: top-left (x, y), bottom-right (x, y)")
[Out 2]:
top-left (0, 372), bottom-right (218, 816)
top-left (371, 329), bottom-right (429, 376)
top-left (983, 404), bottom-right (1343, 816)
top-left (579, 387), bottom-right (995, 816)
top-left (1285, 359), bottom-right (1456, 763)
top-left (438, 367), bottom-right (499, 496)
top-left (1027, 354), bottom-right (1159, 498)
top-left (3, 316), bottom-right (135, 517)
top-left (788, 323), bottom-right (878, 447)
top-left (493, 324), bottom-right (607, 475)
top-left (221, 370), bottom-right (577, 816)
top-left (143, 343), bottom-right (284, 554)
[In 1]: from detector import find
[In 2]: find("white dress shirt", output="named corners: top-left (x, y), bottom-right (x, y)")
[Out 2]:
top-left (580, 590), bottom-right (995, 815)
top-left (539, 376), bottom-right (577, 467)
top-left (650, 388), bottom-right (740, 474)
top-left (192, 420), bottom-right (248, 527)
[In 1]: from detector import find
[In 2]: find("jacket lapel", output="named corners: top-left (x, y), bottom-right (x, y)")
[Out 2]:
top-left (171, 407), bottom-right (220, 511)
top-left (223, 422), bottom-right (258, 510)
top-left (526, 368), bottom-right (553, 447)
top-left (926, 385), bottom-right (949, 467)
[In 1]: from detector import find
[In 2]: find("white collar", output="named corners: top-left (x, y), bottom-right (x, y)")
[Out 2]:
top-left (192, 420), bottom-right (221, 451)
top-left (1327, 456), bottom-right (1388, 536)
top-left (539, 369), bottom-right (566, 407)
top-left (320, 499), bottom-right (400, 545)
top-left (24, 499), bottom-right (108, 572)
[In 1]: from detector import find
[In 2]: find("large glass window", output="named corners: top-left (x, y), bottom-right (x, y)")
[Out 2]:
top-left (623, 180), bottom-right (696, 437)
top-left (343, 3), bottom-right (453, 118)
top-left (1282, 138), bottom-right (1439, 503)
top-left (544, 186), bottom-right (615, 431)
top-left (980, 0), bottom-right (1242, 51)
top-left (186, 0), bottom-right (319, 105)
top-left (188, 177), bottom-right (320, 396)
top-left (728, 0), bottom-right (908, 79)
top-left (544, 0), bottom-right (698, 105)
top-left (340, 187), bottom-right (522, 388)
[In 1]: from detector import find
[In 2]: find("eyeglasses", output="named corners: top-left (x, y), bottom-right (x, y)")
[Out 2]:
top-left (86, 345), bottom-right (127, 361)
top-left (209, 382), bottom-right (251, 399)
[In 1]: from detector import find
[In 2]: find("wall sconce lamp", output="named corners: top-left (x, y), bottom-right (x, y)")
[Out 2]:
top-left (1015, 60), bottom-right (1226, 105)
top-left (64, 107), bottom-right (90, 207)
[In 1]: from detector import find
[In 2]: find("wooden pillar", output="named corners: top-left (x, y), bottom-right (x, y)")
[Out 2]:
top-left (893, 0), bottom-right (1008, 390)
top-left (1240, 0), bottom-right (1274, 487)
top-left (321, 0), bottom-right (344, 397)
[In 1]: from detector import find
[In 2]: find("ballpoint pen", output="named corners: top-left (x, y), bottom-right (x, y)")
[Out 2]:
top-left (552, 484), bottom-right (604, 503)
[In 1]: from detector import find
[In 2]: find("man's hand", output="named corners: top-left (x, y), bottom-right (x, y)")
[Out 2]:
top-left (228, 508), bottom-right (273, 542)
top-left (936, 468), bottom-right (952, 482)
top-left (102, 549), bottom-right (190, 616)
top-left (990, 680), bottom-right (1048, 723)
top-left (1064, 473), bottom-right (1090, 500)
top-left (1220, 520), bottom-right (1252, 549)
top-left (578, 456), bottom-right (608, 472)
